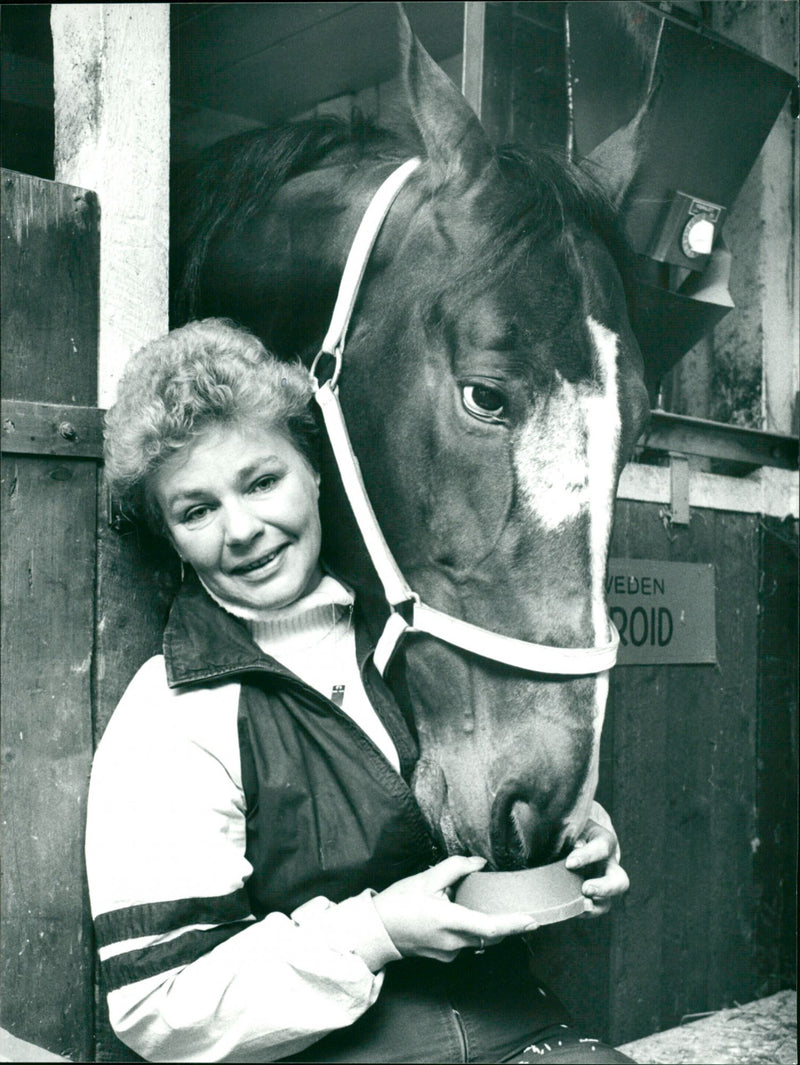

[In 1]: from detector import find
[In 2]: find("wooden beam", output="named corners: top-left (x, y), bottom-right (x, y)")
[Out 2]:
top-left (1, 400), bottom-right (105, 459)
top-left (51, 4), bottom-right (170, 408)
top-left (461, 2), bottom-right (486, 117)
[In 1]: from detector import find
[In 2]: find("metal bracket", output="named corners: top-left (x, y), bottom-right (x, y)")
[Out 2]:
top-left (669, 452), bottom-right (691, 525)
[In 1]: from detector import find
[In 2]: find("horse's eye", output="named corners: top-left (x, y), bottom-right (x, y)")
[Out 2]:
top-left (462, 383), bottom-right (506, 423)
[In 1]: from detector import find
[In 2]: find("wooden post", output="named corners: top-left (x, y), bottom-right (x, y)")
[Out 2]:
top-left (51, 3), bottom-right (170, 407)
top-left (709, 1), bottom-right (798, 435)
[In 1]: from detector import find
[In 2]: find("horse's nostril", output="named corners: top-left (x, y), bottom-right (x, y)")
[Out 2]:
top-left (510, 800), bottom-right (536, 861)
top-left (490, 788), bottom-right (533, 870)
top-left (491, 785), bottom-right (561, 870)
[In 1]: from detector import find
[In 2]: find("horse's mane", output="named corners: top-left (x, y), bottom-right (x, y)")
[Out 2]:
top-left (171, 111), bottom-right (631, 323)
top-left (170, 112), bottom-right (408, 323)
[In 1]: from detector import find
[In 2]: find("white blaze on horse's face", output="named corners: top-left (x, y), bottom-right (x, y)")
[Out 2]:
top-left (512, 316), bottom-right (621, 851)
top-left (513, 315), bottom-right (620, 645)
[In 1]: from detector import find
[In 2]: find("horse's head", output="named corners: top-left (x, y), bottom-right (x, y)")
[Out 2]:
top-left (171, 12), bottom-right (650, 870)
top-left (330, 17), bottom-right (650, 867)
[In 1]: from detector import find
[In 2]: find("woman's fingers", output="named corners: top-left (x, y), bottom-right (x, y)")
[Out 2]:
top-left (447, 904), bottom-right (540, 944)
top-left (421, 854), bottom-right (487, 892)
top-left (564, 820), bottom-right (617, 870)
top-left (562, 820), bottom-right (630, 920)
top-left (582, 858), bottom-right (630, 899)
top-left (579, 857), bottom-right (630, 918)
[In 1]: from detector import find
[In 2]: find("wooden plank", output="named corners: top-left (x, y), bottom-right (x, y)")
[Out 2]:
top-left (0, 455), bottom-right (96, 1061)
top-left (91, 478), bottom-right (180, 1065)
top-left (93, 492), bottom-right (180, 744)
top-left (0, 169), bottom-right (98, 405)
top-left (461, 2), bottom-right (486, 117)
top-left (639, 412), bottom-right (798, 471)
top-left (704, 513), bottom-right (759, 1008)
top-left (606, 502), bottom-right (673, 1044)
top-left (1, 399), bottom-right (105, 459)
top-left (754, 517), bottom-right (799, 996)
top-left (602, 502), bottom-right (762, 1045)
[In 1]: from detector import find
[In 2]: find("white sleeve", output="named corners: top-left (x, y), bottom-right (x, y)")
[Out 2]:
top-left (85, 656), bottom-right (400, 1064)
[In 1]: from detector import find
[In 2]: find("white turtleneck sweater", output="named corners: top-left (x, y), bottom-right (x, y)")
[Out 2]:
top-left (205, 575), bottom-right (401, 773)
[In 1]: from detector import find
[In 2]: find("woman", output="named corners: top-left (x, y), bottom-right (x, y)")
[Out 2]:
top-left (86, 318), bottom-right (634, 1064)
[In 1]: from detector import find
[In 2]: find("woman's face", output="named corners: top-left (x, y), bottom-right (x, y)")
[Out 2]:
top-left (151, 419), bottom-right (322, 613)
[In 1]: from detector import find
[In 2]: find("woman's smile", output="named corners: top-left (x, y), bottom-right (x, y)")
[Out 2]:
top-left (229, 542), bottom-right (289, 577)
top-left (150, 419), bottom-right (322, 612)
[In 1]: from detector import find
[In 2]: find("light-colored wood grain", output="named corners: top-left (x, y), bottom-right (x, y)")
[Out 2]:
top-left (51, 4), bottom-right (169, 408)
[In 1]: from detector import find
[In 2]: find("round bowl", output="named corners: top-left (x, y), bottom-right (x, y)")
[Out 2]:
top-left (453, 858), bottom-right (590, 925)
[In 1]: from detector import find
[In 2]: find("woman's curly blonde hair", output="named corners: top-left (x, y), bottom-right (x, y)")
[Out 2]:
top-left (104, 318), bottom-right (317, 532)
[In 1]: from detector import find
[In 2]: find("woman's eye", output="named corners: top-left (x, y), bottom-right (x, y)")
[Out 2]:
top-left (461, 384), bottom-right (506, 423)
top-left (183, 505), bottom-right (211, 524)
top-left (251, 475), bottom-right (278, 493)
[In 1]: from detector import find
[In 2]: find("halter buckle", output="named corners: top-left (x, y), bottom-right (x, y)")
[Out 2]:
top-left (310, 346), bottom-right (343, 391)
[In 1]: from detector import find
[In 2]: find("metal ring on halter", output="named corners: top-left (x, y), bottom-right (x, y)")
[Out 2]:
top-left (474, 937), bottom-right (486, 955)
top-left (310, 347), bottom-right (343, 391)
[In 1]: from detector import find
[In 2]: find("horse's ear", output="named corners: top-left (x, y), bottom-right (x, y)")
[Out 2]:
top-left (397, 4), bottom-right (494, 183)
top-left (582, 89), bottom-right (657, 209)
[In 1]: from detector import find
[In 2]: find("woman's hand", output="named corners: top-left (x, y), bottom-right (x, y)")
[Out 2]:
top-left (373, 855), bottom-right (539, 962)
top-left (565, 818), bottom-right (630, 917)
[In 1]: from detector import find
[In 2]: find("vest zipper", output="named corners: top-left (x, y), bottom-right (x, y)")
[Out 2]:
top-left (451, 1007), bottom-right (469, 1062)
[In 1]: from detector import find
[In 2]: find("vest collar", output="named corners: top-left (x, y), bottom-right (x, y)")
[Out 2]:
top-left (163, 570), bottom-right (382, 690)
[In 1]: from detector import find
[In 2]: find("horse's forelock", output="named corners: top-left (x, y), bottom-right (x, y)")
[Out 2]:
top-left (410, 143), bottom-right (632, 321)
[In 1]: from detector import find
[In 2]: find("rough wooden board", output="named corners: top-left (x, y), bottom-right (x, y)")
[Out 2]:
top-left (618, 990), bottom-right (797, 1065)
top-left (0, 456), bottom-right (96, 1061)
top-left (0, 169), bottom-right (98, 405)
top-left (605, 504), bottom-right (761, 1043)
top-left (755, 519), bottom-right (798, 996)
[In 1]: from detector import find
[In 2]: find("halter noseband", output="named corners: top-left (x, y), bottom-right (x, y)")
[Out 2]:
top-left (310, 159), bottom-right (619, 678)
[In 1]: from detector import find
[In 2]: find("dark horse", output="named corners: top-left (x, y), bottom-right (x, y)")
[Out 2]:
top-left (171, 14), bottom-right (650, 871)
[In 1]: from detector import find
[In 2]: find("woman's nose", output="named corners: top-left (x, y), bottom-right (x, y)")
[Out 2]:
top-left (222, 500), bottom-right (262, 546)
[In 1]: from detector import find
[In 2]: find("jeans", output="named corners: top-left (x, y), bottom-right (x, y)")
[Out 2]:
top-left (284, 941), bottom-right (636, 1064)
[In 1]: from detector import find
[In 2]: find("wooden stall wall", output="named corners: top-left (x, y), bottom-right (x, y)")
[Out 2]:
top-left (1, 169), bottom-right (98, 1061)
top-left (529, 500), bottom-right (798, 1047)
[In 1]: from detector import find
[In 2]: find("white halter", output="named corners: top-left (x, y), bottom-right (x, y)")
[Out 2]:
top-left (310, 159), bottom-right (619, 678)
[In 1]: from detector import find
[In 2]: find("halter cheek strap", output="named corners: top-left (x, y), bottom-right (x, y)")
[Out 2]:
top-left (311, 159), bottom-right (619, 678)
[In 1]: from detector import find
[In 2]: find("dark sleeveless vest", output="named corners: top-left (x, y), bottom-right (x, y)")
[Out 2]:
top-left (164, 577), bottom-right (571, 1064)
top-left (164, 576), bottom-right (438, 917)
